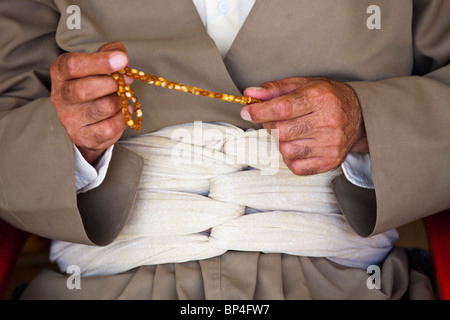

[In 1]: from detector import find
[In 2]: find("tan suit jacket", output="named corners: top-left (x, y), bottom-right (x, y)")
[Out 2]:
top-left (0, 0), bottom-right (449, 299)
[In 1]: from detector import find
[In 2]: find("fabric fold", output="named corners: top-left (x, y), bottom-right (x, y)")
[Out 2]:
top-left (208, 169), bottom-right (342, 213)
top-left (51, 234), bottom-right (226, 277)
top-left (208, 211), bottom-right (398, 269)
top-left (117, 191), bottom-right (245, 239)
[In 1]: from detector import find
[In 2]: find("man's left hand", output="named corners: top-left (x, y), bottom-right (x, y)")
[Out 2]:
top-left (242, 77), bottom-right (368, 176)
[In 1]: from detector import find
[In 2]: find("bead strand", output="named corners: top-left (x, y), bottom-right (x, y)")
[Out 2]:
top-left (111, 72), bottom-right (143, 131)
top-left (111, 66), bottom-right (262, 131)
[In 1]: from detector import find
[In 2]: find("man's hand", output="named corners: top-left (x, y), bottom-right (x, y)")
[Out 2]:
top-left (50, 41), bottom-right (131, 165)
top-left (242, 77), bottom-right (368, 176)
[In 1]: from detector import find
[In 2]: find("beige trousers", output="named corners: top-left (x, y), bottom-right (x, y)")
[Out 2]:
top-left (21, 248), bottom-right (433, 300)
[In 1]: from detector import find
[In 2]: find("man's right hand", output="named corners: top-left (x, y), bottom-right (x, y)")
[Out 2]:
top-left (50, 41), bottom-right (131, 165)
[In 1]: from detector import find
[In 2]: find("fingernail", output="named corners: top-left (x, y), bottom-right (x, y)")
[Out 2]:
top-left (240, 109), bottom-right (252, 121)
top-left (109, 53), bottom-right (127, 70)
top-left (246, 86), bottom-right (264, 91)
top-left (124, 75), bottom-right (134, 85)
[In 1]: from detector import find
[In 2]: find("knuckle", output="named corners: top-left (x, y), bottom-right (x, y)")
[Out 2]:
top-left (64, 55), bottom-right (78, 78)
top-left (279, 141), bottom-right (311, 160)
top-left (324, 115), bottom-right (339, 128)
top-left (325, 143), bottom-right (346, 167)
top-left (316, 80), bottom-right (334, 93)
top-left (291, 91), bottom-right (309, 107)
top-left (305, 85), bottom-right (322, 101)
top-left (50, 92), bottom-right (60, 108)
top-left (279, 141), bottom-right (293, 158)
top-left (334, 105), bottom-right (346, 121)
top-left (323, 90), bottom-right (339, 105)
top-left (299, 145), bottom-right (313, 159)
top-left (336, 135), bottom-right (347, 151)
top-left (323, 158), bottom-right (341, 174)
top-left (260, 80), bottom-right (281, 91)
top-left (85, 97), bottom-right (119, 122)
top-left (73, 81), bottom-right (87, 101)
top-left (320, 110), bottom-right (345, 130)
top-left (93, 127), bottom-right (111, 144)
top-left (308, 82), bottom-right (337, 106)
top-left (275, 119), bottom-right (311, 141)
top-left (287, 119), bottom-right (311, 138)
top-left (63, 113), bottom-right (78, 129)
top-left (274, 100), bottom-right (293, 119)
top-left (85, 101), bottom-right (103, 121)
top-left (92, 123), bottom-right (119, 147)
top-left (84, 128), bottom-right (106, 149)
top-left (318, 86), bottom-right (341, 107)
top-left (102, 96), bottom-right (120, 116)
top-left (332, 133), bottom-right (348, 155)
top-left (269, 122), bottom-right (285, 140)
top-left (326, 132), bottom-right (342, 148)
top-left (272, 123), bottom-right (286, 140)
top-left (329, 147), bottom-right (342, 163)
top-left (277, 126), bottom-right (290, 142)
top-left (50, 60), bottom-right (60, 81)
top-left (50, 55), bottom-right (66, 80)
top-left (60, 82), bottom-right (73, 102)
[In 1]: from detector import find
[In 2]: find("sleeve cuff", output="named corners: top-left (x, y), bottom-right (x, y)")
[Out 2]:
top-left (341, 152), bottom-right (374, 190)
top-left (74, 144), bottom-right (114, 193)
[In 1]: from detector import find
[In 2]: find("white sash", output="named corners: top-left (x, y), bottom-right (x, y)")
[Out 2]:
top-left (51, 122), bottom-right (397, 276)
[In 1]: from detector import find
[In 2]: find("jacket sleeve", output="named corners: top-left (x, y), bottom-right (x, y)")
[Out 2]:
top-left (334, 0), bottom-right (450, 237)
top-left (0, 0), bottom-right (142, 245)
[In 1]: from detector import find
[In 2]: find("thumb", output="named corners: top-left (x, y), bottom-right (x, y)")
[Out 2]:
top-left (243, 77), bottom-right (308, 101)
top-left (98, 41), bottom-right (133, 84)
top-left (97, 41), bottom-right (129, 72)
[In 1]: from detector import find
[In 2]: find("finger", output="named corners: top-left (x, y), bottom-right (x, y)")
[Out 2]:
top-left (278, 139), bottom-right (315, 161)
top-left (75, 106), bottom-right (127, 151)
top-left (81, 93), bottom-right (123, 125)
top-left (59, 75), bottom-right (119, 105)
top-left (241, 90), bottom-right (313, 123)
top-left (282, 145), bottom-right (344, 176)
top-left (283, 157), bottom-right (324, 176)
top-left (57, 94), bottom-right (122, 132)
top-left (53, 50), bottom-right (128, 81)
top-left (264, 117), bottom-right (317, 142)
top-left (87, 110), bottom-right (128, 149)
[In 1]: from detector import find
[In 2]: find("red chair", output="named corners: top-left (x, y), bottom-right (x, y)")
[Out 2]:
top-left (0, 211), bottom-right (449, 300)
top-left (0, 220), bottom-right (29, 300)
top-left (423, 209), bottom-right (450, 300)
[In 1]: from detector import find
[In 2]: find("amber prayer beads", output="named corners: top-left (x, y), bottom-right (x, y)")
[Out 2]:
top-left (111, 66), bottom-right (262, 131)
